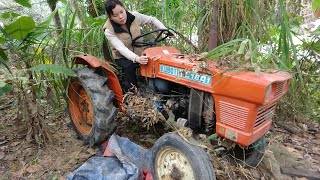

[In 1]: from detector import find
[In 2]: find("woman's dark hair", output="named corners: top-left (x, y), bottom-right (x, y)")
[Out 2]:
top-left (105, 0), bottom-right (124, 17)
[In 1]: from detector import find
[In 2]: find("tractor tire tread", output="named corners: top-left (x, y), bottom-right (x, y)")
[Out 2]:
top-left (70, 68), bottom-right (118, 146)
top-left (151, 133), bottom-right (216, 180)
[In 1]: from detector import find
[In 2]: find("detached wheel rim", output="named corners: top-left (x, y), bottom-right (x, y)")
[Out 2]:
top-left (68, 81), bottom-right (93, 135)
top-left (156, 147), bottom-right (195, 180)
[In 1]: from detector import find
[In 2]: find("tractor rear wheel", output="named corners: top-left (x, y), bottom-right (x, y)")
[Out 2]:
top-left (151, 133), bottom-right (216, 180)
top-left (67, 68), bottom-right (118, 146)
top-left (226, 136), bottom-right (266, 168)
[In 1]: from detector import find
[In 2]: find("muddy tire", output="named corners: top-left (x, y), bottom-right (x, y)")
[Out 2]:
top-left (67, 68), bottom-right (118, 146)
top-left (151, 133), bottom-right (216, 180)
top-left (226, 136), bottom-right (266, 168)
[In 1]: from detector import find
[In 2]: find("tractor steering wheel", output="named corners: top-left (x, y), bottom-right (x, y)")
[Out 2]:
top-left (132, 29), bottom-right (172, 47)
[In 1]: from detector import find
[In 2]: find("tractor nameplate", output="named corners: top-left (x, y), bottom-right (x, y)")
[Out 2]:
top-left (160, 65), bottom-right (212, 85)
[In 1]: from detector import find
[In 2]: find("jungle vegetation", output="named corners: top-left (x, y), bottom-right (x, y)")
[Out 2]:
top-left (0, 0), bottom-right (319, 145)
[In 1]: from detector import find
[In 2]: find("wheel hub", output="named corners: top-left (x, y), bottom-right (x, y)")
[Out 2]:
top-left (68, 82), bottom-right (94, 135)
top-left (156, 148), bottom-right (195, 180)
top-left (79, 89), bottom-right (93, 125)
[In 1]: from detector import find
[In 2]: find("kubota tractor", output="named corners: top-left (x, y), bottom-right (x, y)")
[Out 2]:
top-left (67, 29), bottom-right (291, 179)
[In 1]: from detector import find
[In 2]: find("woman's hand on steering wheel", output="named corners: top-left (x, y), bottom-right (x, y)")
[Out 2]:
top-left (132, 29), bottom-right (174, 47)
top-left (164, 29), bottom-right (175, 37)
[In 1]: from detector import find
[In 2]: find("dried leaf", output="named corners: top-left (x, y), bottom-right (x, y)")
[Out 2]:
top-left (312, 139), bottom-right (320, 145)
top-left (11, 141), bottom-right (20, 146)
top-left (86, 148), bottom-right (96, 155)
top-left (244, 49), bottom-right (252, 61)
top-left (253, 63), bottom-right (261, 76)
top-left (26, 164), bottom-right (43, 173)
top-left (0, 151), bottom-right (5, 160)
top-left (12, 168), bottom-right (25, 177)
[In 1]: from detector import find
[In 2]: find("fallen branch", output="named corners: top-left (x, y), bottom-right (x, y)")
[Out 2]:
top-left (281, 167), bottom-right (320, 180)
top-left (274, 121), bottom-right (300, 134)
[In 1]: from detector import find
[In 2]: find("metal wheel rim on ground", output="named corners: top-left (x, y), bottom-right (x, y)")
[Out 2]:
top-left (156, 147), bottom-right (195, 180)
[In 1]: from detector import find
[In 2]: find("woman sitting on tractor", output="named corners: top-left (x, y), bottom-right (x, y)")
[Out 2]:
top-left (103, 0), bottom-right (171, 92)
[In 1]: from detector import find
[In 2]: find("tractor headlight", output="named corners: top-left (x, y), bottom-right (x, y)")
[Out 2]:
top-left (265, 84), bottom-right (272, 100)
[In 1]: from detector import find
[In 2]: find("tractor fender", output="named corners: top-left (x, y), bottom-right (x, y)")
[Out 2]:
top-left (73, 55), bottom-right (125, 112)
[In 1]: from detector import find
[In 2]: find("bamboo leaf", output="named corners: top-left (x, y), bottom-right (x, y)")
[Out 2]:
top-left (238, 39), bottom-right (249, 55)
top-left (0, 82), bottom-right (13, 96)
top-left (0, 59), bottom-right (12, 73)
top-left (1, 12), bottom-right (21, 19)
top-left (29, 64), bottom-right (76, 77)
top-left (208, 134), bottom-right (218, 140)
top-left (0, 49), bottom-right (11, 73)
top-left (0, 49), bottom-right (8, 61)
top-left (312, 0), bottom-right (320, 9)
top-left (312, 39), bottom-right (320, 52)
top-left (13, 0), bottom-right (32, 8)
top-left (0, 37), bottom-right (5, 44)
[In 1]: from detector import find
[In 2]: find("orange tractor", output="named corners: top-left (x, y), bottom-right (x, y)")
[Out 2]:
top-left (67, 29), bottom-right (290, 179)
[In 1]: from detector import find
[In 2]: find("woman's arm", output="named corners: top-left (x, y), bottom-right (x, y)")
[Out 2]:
top-left (104, 29), bottom-right (138, 61)
top-left (133, 11), bottom-right (167, 29)
top-left (104, 29), bottom-right (148, 64)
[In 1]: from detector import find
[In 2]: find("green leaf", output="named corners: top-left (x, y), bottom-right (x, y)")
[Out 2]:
top-left (312, 0), bottom-right (320, 9)
top-left (208, 134), bottom-right (218, 140)
top-left (29, 64), bottom-right (76, 76)
top-left (312, 39), bottom-right (320, 52)
top-left (13, 0), bottom-right (32, 8)
top-left (0, 49), bottom-right (8, 61)
top-left (0, 45), bottom-right (11, 73)
top-left (32, 8), bottom-right (57, 37)
top-left (4, 16), bottom-right (35, 40)
top-left (0, 82), bottom-right (13, 96)
top-left (0, 37), bottom-right (5, 44)
top-left (238, 39), bottom-right (249, 55)
top-left (1, 12), bottom-right (21, 19)
top-left (0, 59), bottom-right (11, 73)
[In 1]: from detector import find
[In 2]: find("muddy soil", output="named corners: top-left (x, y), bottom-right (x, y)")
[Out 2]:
top-left (0, 91), bottom-right (319, 180)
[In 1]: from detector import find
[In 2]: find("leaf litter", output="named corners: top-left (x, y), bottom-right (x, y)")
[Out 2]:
top-left (0, 85), bottom-right (319, 179)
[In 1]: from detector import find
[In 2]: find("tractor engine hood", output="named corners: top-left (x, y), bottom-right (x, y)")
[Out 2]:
top-left (142, 47), bottom-right (291, 105)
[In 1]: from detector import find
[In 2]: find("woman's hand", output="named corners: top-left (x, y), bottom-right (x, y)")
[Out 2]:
top-left (164, 29), bottom-right (175, 38)
top-left (135, 55), bottom-right (148, 64)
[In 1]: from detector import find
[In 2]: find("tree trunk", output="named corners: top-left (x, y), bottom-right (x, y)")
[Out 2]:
top-left (71, 0), bottom-right (86, 28)
top-left (197, 0), bottom-right (207, 51)
top-left (86, 0), bottom-right (104, 18)
top-left (47, 0), bottom-right (62, 34)
top-left (208, 3), bottom-right (218, 51)
top-left (198, 0), bottom-right (218, 51)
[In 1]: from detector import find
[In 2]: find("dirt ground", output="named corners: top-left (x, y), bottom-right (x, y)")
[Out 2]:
top-left (0, 91), bottom-right (319, 180)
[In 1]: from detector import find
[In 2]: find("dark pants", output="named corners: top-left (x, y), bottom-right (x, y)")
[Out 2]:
top-left (115, 58), bottom-right (137, 92)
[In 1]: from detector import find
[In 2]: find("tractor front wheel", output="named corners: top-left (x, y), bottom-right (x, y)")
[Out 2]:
top-left (67, 68), bottom-right (118, 146)
top-left (151, 133), bottom-right (216, 180)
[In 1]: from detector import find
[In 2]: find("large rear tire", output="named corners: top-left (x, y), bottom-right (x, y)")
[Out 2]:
top-left (151, 133), bottom-right (216, 180)
top-left (226, 136), bottom-right (266, 168)
top-left (67, 68), bottom-right (118, 146)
